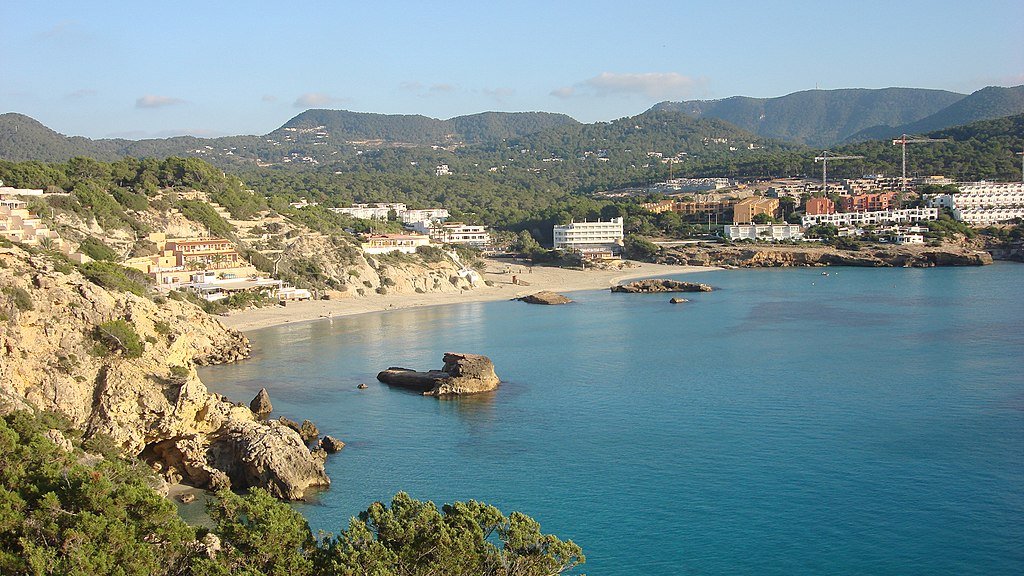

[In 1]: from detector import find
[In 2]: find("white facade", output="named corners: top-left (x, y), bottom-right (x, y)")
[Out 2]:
top-left (553, 217), bottom-right (624, 253)
top-left (895, 233), bottom-right (925, 245)
top-left (725, 224), bottom-right (804, 241)
top-left (802, 208), bottom-right (939, 228)
top-left (438, 223), bottom-right (490, 247)
top-left (328, 203), bottom-right (407, 220)
top-left (929, 182), bottom-right (1024, 225)
top-left (400, 208), bottom-right (450, 224)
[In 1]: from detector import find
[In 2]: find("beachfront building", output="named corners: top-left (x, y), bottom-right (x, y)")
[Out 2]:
top-left (725, 224), bottom-right (804, 241)
top-left (184, 274), bottom-right (311, 303)
top-left (123, 233), bottom-right (257, 284)
top-left (435, 223), bottom-right (490, 247)
top-left (928, 182), bottom-right (1024, 225)
top-left (802, 207), bottom-right (939, 228)
top-left (360, 233), bottom-right (432, 254)
top-left (732, 197), bottom-right (779, 224)
top-left (553, 217), bottom-right (624, 258)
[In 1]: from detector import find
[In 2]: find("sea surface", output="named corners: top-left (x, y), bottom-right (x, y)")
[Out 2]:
top-left (200, 263), bottom-right (1024, 575)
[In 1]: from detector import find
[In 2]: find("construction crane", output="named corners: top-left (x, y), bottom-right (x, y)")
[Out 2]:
top-left (892, 134), bottom-right (949, 192)
top-left (813, 151), bottom-right (863, 193)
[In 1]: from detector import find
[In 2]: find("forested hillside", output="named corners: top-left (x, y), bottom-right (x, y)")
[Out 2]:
top-left (650, 87), bottom-right (966, 147)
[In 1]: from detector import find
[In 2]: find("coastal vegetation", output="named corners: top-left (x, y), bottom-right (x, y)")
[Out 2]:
top-left (0, 411), bottom-right (584, 576)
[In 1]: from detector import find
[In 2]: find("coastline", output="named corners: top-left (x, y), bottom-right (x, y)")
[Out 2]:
top-left (217, 259), bottom-right (717, 333)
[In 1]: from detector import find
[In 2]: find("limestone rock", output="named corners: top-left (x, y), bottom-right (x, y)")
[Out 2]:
top-left (0, 243), bottom-right (330, 500)
top-left (299, 419), bottom-right (319, 443)
top-left (250, 388), bottom-right (273, 416)
top-left (517, 291), bottom-right (573, 305)
top-left (612, 279), bottom-right (713, 293)
top-left (377, 352), bottom-right (500, 396)
top-left (321, 435), bottom-right (345, 453)
top-left (669, 297), bottom-right (689, 304)
top-left (206, 420), bottom-right (330, 500)
top-left (45, 428), bottom-right (74, 452)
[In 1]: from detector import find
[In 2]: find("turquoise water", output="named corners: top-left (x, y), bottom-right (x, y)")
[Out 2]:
top-left (200, 264), bottom-right (1024, 575)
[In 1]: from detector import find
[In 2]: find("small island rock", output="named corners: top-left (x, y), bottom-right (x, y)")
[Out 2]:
top-left (357, 383), bottom-right (368, 390)
top-left (299, 420), bottom-right (320, 443)
top-left (250, 388), bottom-right (273, 416)
top-left (321, 435), bottom-right (346, 453)
top-left (377, 352), bottom-right (500, 396)
top-left (611, 279), bottom-right (713, 293)
top-left (517, 291), bottom-right (573, 305)
top-left (669, 297), bottom-right (689, 304)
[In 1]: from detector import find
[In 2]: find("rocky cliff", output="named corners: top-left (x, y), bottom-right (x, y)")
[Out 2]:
top-left (0, 245), bottom-right (328, 499)
top-left (654, 243), bottom-right (992, 268)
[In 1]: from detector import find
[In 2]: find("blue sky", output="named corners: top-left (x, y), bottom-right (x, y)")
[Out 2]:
top-left (2, 1), bottom-right (1022, 139)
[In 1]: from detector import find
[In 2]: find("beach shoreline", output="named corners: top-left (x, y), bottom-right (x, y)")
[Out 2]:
top-left (217, 259), bottom-right (718, 333)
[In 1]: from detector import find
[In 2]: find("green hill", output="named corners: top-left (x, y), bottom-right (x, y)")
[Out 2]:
top-left (650, 87), bottom-right (966, 147)
top-left (845, 85), bottom-right (1024, 142)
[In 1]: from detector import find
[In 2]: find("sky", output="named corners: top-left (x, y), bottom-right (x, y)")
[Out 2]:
top-left (2, 1), bottom-right (1022, 139)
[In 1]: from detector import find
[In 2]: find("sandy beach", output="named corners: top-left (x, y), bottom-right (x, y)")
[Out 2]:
top-left (218, 259), bottom-right (716, 333)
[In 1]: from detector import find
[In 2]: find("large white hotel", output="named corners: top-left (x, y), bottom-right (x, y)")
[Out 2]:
top-left (553, 217), bottom-right (625, 258)
top-left (928, 182), bottom-right (1024, 225)
top-left (801, 207), bottom-right (939, 228)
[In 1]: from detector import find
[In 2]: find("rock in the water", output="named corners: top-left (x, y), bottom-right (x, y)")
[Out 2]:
top-left (205, 420), bottom-right (330, 500)
top-left (321, 435), bottom-right (345, 453)
top-left (377, 352), bottom-right (500, 396)
top-left (517, 291), bottom-right (573, 305)
top-left (669, 297), bottom-right (689, 304)
top-left (250, 388), bottom-right (273, 416)
top-left (278, 417), bottom-right (301, 433)
top-left (611, 279), bottom-right (713, 293)
top-left (299, 419), bottom-right (319, 443)
top-left (179, 492), bottom-right (196, 504)
top-left (357, 383), bottom-right (368, 390)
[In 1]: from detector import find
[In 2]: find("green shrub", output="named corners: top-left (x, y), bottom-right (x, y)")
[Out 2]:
top-left (79, 261), bottom-right (151, 296)
top-left (4, 286), bottom-right (34, 311)
top-left (153, 320), bottom-right (172, 335)
top-left (77, 236), bottom-right (119, 261)
top-left (94, 319), bottom-right (144, 358)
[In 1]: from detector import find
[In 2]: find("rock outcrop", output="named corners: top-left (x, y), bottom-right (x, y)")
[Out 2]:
top-left (250, 388), bottom-right (273, 416)
top-left (669, 297), bottom-right (689, 304)
top-left (653, 243), bottom-right (993, 268)
top-left (377, 352), bottom-right (500, 396)
top-left (517, 291), bottom-right (573, 305)
top-left (0, 245), bottom-right (328, 499)
top-left (612, 279), bottom-right (713, 293)
top-left (321, 435), bottom-right (345, 453)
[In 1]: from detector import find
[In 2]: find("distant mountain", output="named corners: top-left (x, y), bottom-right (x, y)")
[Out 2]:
top-left (650, 88), bottom-right (966, 147)
top-left (844, 85), bottom-right (1024, 142)
top-left (0, 110), bottom-right (579, 165)
top-left (275, 109), bottom-right (579, 145)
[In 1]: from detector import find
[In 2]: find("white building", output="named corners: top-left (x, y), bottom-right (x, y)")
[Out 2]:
top-left (802, 208), bottom-right (939, 228)
top-left (435, 164), bottom-right (451, 176)
top-left (895, 233), bottom-right (925, 245)
top-left (928, 182), bottom-right (1024, 225)
top-left (400, 208), bottom-right (450, 224)
top-left (327, 203), bottom-right (407, 220)
top-left (436, 223), bottom-right (490, 247)
top-left (553, 217), bottom-right (624, 257)
top-left (725, 224), bottom-right (804, 241)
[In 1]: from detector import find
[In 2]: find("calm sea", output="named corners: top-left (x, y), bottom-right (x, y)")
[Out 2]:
top-left (200, 263), bottom-right (1024, 575)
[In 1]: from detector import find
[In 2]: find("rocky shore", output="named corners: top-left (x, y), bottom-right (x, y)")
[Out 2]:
top-left (0, 245), bottom-right (328, 500)
top-left (652, 243), bottom-right (993, 268)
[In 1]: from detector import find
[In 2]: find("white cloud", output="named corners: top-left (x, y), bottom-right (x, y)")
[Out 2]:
top-left (136, 94), bottom-right (186, 109)
top-left (262, 94), bottom-right (278, 103)
top-left (293, 92), bottom-right (347, 108)
top-left (482, 87), bottom-right (515, 104)
top-left (65, 88), bottom-right (96, 100)
top-left (429, 83), bottom-right (456, 93)
top-left (552, 72), bottom-right (707, 100)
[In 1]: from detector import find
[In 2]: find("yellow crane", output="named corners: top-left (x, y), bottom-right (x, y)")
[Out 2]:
top-left (813, 151), bottom-right (863, 192)
top-left (892, 134), bottom-right (950, 191)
